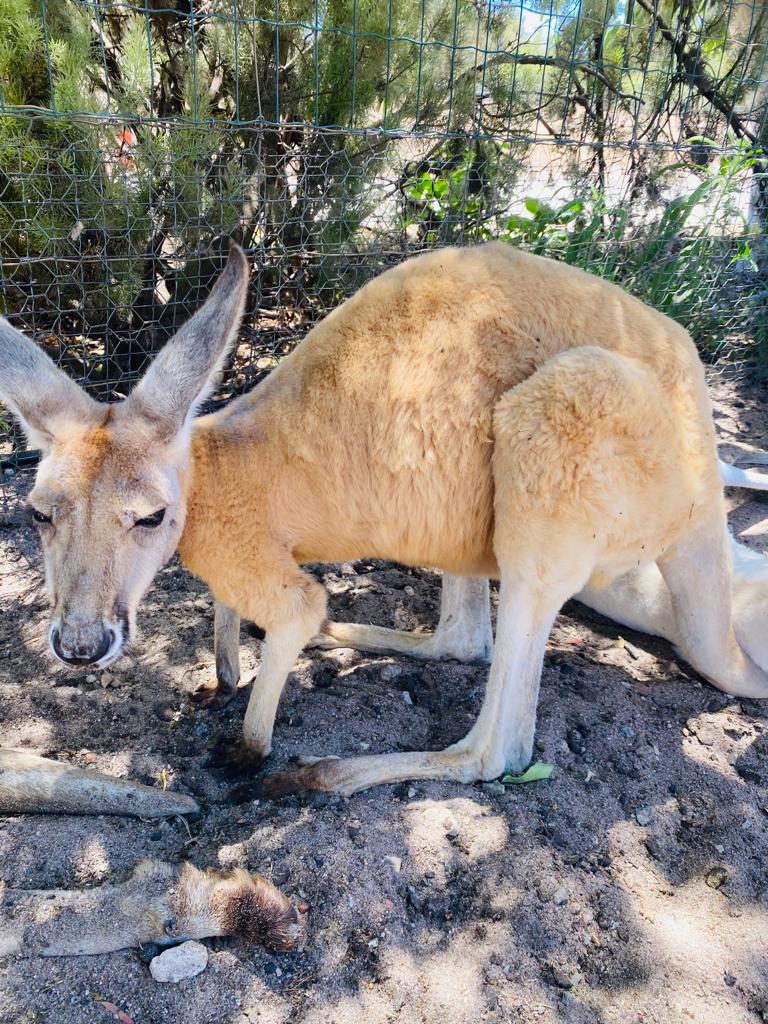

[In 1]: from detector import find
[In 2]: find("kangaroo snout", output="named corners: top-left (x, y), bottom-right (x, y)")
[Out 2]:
top-left (49, 620), bottom-right (123, 668)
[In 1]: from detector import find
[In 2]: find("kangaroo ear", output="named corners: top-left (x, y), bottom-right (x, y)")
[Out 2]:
top-left (0, 319), bottom-right (101, 451)
top-left (125, 244), bottom-right (249, 441)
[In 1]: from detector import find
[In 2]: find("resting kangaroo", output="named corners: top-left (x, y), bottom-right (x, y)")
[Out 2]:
top-left (2, 243), bottom-right (768, 798)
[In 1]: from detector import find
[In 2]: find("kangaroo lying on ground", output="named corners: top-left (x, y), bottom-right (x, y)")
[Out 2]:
top-left (2, 243), bottom-right (768, 798)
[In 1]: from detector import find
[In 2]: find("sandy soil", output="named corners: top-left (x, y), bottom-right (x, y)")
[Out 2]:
top-left (0, 375), bottom-right (767, 1024)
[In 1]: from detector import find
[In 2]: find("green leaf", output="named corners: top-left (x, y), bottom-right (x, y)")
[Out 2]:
top-left (500, 762), bottom-right (554, 785)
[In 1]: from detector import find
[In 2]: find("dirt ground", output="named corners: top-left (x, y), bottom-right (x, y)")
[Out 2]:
top-left (1, 374), bottom-right (768, 1024)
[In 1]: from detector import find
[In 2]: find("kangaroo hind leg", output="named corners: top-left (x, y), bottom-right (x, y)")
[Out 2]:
top-left (658, 517), bottom-right (768, 698)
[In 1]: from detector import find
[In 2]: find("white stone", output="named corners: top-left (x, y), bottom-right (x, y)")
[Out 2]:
top-left (149, 941), bottom-right (208, 983)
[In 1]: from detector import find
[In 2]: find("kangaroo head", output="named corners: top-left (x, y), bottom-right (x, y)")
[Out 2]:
top-left (0, 246), bottom-right (248, 669)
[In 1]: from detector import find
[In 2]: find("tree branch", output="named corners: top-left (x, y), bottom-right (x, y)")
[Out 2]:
top-left (634, 0), bottom-right (757, 143)
top-left (461, 51), bottom-right (643, 106)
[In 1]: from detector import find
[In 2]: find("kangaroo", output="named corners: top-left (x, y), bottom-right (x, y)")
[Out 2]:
top-left (2, 243), bottom-right (768, 799)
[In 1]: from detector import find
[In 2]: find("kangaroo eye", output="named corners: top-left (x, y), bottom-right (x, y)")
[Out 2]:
top-left (31, 508), bottom-right (52, 526)
top-left (135, 509), bottom-right (166, 529)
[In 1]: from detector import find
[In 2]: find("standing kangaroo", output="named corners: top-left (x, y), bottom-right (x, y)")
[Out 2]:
top-left (2, 243), bottom-right (768, 798)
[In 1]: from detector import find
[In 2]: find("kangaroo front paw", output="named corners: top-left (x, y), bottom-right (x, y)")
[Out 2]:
top-left (207, 737), bottom-right (269, 780)
top-left (191, 678), bottom-right (238, 710)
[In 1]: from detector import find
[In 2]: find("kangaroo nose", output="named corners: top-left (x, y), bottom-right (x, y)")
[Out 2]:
top-left (51, 626), bottom-right (114, 666)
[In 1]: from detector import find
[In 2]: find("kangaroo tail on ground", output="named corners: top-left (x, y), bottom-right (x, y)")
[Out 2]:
top-left (0, 860), bottom-right (305, 956)
top-left (719, 458), bottom-right (768, 490)
top-left (0, 749), bottom-right (199, 818)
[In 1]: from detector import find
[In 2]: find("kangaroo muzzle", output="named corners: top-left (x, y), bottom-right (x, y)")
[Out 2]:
top-left (49, 620), bottom-right (123, 668)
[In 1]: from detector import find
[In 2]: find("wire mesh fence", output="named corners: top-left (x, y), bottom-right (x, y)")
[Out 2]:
top-left (1, 0), bottom-right (768, 483)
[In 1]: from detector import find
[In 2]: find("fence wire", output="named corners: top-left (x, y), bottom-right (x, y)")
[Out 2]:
top-left (1, 0), bottom-right (768, 481)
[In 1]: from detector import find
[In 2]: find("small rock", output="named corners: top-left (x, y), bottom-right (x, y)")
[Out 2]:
top-left (81, 752), bottom-right (97, 765)
top-left (272, 867), bottom-right (290, 886)
top-left (552, 886), bottom-right (569, 906)
top-left (644, 837), bottom-right (664, 861)
top-left (550, 966), bottom-right (574, 989)
top-left (706, 866), bottom-right (729, 889)
top-left (407, 786), bottom-right (416, 799)
top-left (404, 585), bottom-right (415, 596)
top-left (695, 725), bottom-right (717, 747)
top-left (482, 780), bottom-right (506, 797)
top-left (85, 674), bottom-right (97, 684)
top-left (149, 941), bottom-right (208, 983)
top-left (445, 823), bottom-right (460, 840)
top-left (100, 672), bottom-right (116, 688)
top-left (384, 855), bottom-right (402, 873)
top-left (402, 691), bottom-right (413, 705)
top-left (380, 664), bottom-right (402, 682)
top-left (566, 727), bottom-right (586, 756)
top-left (635, 806), bottom-right (653, 827)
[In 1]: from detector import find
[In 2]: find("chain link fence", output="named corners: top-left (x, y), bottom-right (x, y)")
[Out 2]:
top-left (1, 0), bottom-right (768, 484)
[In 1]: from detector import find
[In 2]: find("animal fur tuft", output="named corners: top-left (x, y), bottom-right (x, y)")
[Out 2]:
top-left (210, 868), bottom-right (305, 951)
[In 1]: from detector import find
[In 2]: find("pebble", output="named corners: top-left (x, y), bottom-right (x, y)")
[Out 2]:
top-left (100, 672), bottom-right (117, 688)
top-left (402, 691), bottom-right (413, 705)
top-left (550, 966), bottom-right (574, 989)
top-left (404, 585), bottom-right (415, 596)
top-left (149, 941), bottom-right (208, 983)
top-left (695, 724), bottom-right (717, 747)
top-left (380, 664), bottom-right (402, 682)
top-left (635, 806), bottom-right (653, 827)
top-left (706, 866), bottom-right (729, 889)
top-left (85, 674), bottom-right (97, 684)
top-left (384, 855), bottom-right (402, 873)
top-left (482, 780), bottom-right (506, 797)
top-left (552, 886), bottom-right (569, 906)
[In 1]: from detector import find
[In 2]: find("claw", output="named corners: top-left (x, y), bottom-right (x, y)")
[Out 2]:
top-left (206, 738), bottom-right (268, 780)
top-left (191, 680), bottom-right (236, 710)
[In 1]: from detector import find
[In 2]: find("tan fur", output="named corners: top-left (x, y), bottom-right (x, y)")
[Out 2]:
top-left (0, 860), bottom-right (303, 957)
top-left (0, 749), bottom-right (199, 818)
top-left (2, 242), bottom-right (767, 797)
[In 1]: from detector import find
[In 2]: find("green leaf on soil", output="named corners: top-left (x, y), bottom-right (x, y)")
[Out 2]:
top-left (500, 762), bottom-right (554, 785)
